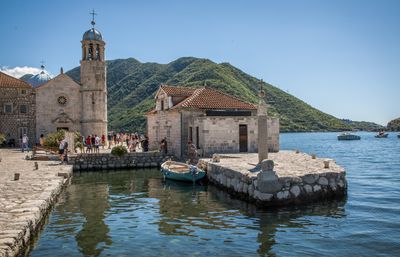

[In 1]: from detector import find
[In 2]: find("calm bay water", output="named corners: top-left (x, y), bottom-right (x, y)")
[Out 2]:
top-left (29, 132), bottom-right (400, 256)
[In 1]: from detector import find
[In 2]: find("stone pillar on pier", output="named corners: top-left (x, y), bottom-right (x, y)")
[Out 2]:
top-left (258, 80), bottom-right (268, 164)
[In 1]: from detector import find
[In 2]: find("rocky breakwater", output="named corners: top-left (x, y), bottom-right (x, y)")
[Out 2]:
top-left (203, 151), bottom-right (347, 206)
top-left (0, 149), bottom-right (72, 257)
top-left (69, 152), bottom-right (174, 171)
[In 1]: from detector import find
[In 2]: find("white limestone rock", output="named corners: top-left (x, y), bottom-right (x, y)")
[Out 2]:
top-left (304, 184), bottom-right (313, 193)
top-left (276, 190), bottom-right (290, 200)
top-left (290, 185), bottom-right (301, 197)
top-left (318, 177), bottom-right (328, 186)
top-left (313, 185), bottom-right (321, 192)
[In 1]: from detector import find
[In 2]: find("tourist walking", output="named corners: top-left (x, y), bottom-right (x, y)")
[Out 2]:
top-left (142, 136), bottom-right (149, 152)
top-left (59, 138), bottom-right (68, 164)
top-left (21, 134), bottom-right (29, 152)
top-left (95, 135), bottom-right (101, 153)
top-left (85, 135), bottom-right (92, 153)
top-left (39, 134), bottom-right (45, 146)
top-left (101, 134), bottom-right (106, 149)
top-left (187, 140), bottom-right (197, 164)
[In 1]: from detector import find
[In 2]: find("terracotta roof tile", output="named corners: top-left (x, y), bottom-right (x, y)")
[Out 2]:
top-left (0, 72), bottom-right (32, 89)
top-left (172, 87), bottom-right (256, 110)
top-left (160, 84), bottom-right (197, 96)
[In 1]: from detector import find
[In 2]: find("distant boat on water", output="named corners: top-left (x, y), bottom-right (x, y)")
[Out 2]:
top-left (337, 132), bottom-right (361, 140)
top-left (375, 132), bottom-right (389, 138)
top-left (397, 134), bottom-right (400, 138)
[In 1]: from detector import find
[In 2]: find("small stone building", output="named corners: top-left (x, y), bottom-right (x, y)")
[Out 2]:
top-left (146, 85), bottom-right (279, 158)
top-left (0, 72), bottom-right (36, 146)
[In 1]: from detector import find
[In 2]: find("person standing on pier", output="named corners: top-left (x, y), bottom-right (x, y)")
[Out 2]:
top-left (187, 140), bottom-right (197, 164)
top-left (21, 134), bottom-right (29, 152)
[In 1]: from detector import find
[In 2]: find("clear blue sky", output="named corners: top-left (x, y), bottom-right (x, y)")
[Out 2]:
top-left (1, 0), bottom-right (399, 125)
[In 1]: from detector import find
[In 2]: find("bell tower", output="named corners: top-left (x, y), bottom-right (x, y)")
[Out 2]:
top-left (80, 10), bottom-right (107, 137)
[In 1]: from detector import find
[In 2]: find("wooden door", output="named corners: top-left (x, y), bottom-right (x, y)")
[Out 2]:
top-left (239, 125), bottom-right (248, 152)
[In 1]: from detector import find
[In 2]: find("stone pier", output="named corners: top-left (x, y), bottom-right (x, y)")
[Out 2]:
top-left (203, 151), bottom-right (347, 206)
top-left (0, 149), bottom-right (72, 257)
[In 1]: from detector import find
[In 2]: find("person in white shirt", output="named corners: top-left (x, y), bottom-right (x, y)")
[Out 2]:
top-left (95, 135), bottom-right (101, 153)
top-left (21, 134), bottom-right (29, 153)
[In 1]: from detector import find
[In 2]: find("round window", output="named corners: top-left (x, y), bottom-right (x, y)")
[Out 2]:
top-left (57, 96), bottom-right (67, 105)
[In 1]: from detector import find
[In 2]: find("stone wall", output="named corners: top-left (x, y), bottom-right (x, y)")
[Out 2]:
top-left (69, 152), bottom-right (173, 171)
top-left (193, 116), bottom-right (279, 157)
top-left (0, 87), bottom-right (36, 147)
top-left (147, 111), bottom-right (182, 157)
top-left (36, 74), bottom-right (82, 140)
top-left (205, 156), bottom-right (347, 206)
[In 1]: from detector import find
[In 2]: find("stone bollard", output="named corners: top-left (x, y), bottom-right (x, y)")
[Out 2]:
top-left (295, 150), bottom-right (300, 154)
top-left (14, 173), bottom-right (20, 181)
top-left (212, 154), bottom-right (220, 163)
top-left (312, 154), bottom-right (316, 159)
top-left (58, 172), bottom-right (69, 179)
top-left (324, 160), bottom-right (330, 169)
top-left (34, 162), bottom-right (39, 170)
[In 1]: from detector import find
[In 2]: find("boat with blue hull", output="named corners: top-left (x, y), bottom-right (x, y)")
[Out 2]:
top-left (161, 161), bottom-right (206, 182)
top-left (337, 133), bottom-right (361, 140)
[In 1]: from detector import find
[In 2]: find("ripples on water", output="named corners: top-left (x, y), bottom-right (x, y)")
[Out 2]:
top-left (29, 132), bottom-right (400, 256)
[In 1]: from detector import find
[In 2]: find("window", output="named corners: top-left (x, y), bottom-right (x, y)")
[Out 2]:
top-left (161, 99), bottom-right (164, 111)
top-left (189, 126), bottom-right (193, 142)
top-left (196, 126), bottom-right (200, 149)
top-left (21, 89), bottom-right (27, 95)
top-left (4, 103), bottom-right (12, 114)
top-left (57, 96), bottom-right (67, 106)
top-left (20, 104), bottom-right (28, 114)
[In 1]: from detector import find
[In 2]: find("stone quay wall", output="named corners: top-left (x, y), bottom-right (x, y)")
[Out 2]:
top-left (203, 152), bottom-right (347, 207)
top-left (0, 149), bottom-right (72, 257)
top-left (69, 152), bottom-right (173, 171)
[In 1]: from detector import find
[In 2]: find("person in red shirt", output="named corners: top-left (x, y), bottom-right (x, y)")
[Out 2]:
top-left (101, 134), bottom-right (106, 149)
top-left (85, 135), bottom-right (92, 153)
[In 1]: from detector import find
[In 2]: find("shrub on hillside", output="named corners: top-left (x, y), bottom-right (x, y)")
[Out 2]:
top-left (111, 145), bottom-right (128, 157)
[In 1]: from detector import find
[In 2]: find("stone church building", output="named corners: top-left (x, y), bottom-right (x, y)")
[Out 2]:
top-left (35, 20), bottom-right (108, 139)
top-left (147, 85), bottom-right (279, 158)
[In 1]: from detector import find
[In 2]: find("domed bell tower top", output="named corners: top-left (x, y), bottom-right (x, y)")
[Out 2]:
top-left (80, 10), bottom-right (108, 138)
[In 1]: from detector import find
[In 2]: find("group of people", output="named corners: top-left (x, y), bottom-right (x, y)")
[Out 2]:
top-left (83, 134), bottom-right (105, 153)
top-left (107, 132), bottom-right (149, 152)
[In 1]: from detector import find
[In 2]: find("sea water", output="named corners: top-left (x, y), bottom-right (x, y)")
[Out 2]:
top-left (29, 132), bottom-right (400, 256)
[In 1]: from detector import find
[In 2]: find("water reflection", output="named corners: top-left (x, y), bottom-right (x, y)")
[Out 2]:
top-left (30, 169), bottom-right (346, 257)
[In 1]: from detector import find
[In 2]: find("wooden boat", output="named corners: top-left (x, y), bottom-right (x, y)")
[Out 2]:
top-left (337, 133), bottom-right (361, 140)
top-left (161, 161), bottom-right (206, 182)
top-left (375, 133), bottom-right (389, 138)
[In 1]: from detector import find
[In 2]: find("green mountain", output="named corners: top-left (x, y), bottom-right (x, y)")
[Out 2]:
top-left (387, 118), bottom-right (400, 131)
top-left (341, 119), bottom-right (384, 132)
top-left (66, 57), bottom-right (367, 133)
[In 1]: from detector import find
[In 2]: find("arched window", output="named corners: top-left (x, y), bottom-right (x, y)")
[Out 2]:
top-left (88, 43), bottom-right (93, 60)
top-left (96, 44), bottom-right (100, 60)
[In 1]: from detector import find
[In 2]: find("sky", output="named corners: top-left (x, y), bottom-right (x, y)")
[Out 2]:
top-left (0, 0), bottom-right (399, 125)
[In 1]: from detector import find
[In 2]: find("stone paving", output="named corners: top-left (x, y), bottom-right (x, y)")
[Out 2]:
top-left (0, 149), bottom-right (72, 257)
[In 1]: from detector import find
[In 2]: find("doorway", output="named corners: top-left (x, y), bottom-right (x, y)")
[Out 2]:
top-left (239, 124), bottom-right (248, 152)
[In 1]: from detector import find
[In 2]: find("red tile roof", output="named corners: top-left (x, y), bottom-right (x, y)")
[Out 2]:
top-left (172, 87), bottom-right (256, 110)
top-left (0, 72), bottom-right (32, 89)
top-left (159, 84), bottom-right (197, 97)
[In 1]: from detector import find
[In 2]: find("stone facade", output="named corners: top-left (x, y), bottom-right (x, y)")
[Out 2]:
top-left (36, 74), bottom-right (82, 137)
top-left (34, 23), bottom-right (107, 140)
top-left (69, 152), bottom-right (173, 171)
top-left (0, 72), bottom-right (36, 147)
top-left (147, 85), bottom-right (280, 159)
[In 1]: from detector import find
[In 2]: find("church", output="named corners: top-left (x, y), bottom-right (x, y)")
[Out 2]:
top-left (35, 17), bottom-right (108, 139)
